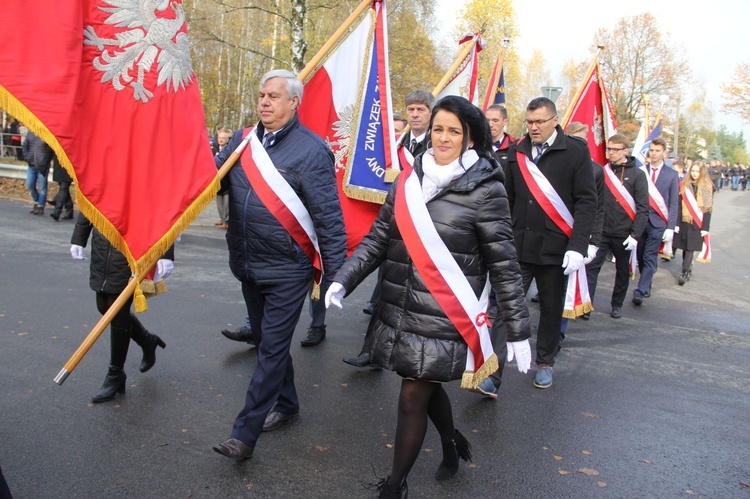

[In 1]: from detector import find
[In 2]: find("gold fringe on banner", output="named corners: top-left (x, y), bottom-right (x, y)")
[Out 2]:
top-left (562, 301), bottom-right (594, 319)
top-left (460, 353), bottom-right (499, 390)
top-left (0, 83), bottom-right (222, 313)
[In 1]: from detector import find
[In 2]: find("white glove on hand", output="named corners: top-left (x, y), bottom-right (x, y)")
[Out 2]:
top-left (583, 244), bottom-right (598, 265)
top-left (561, 250), bottom-right (584, 275)
top-left (324, 282), bottom-right (346, 309)
top-left (70, 244), bottom-right (86, 260)
top-left (622, 235), bottom-right (638, 251)
top-left (700, 230), bottom-right (709, 237)
top-left (674, 226), bottom-right (680, 234)
top-left (154, 259), bottom-right (174, 282)
top-left (507, 339), bottom-right (531, 373)
top-left (662, 228), bottom-right (674, 242)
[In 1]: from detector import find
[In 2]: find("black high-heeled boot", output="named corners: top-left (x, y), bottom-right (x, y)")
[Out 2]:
top-left (435, 429), bottom-right (472, 480)
top-left (129, 314), bottom-right (166, 373)
top-left (378, 478), bottom-right (408, 499)
top-left (92, 365), bottom-right (127, 403)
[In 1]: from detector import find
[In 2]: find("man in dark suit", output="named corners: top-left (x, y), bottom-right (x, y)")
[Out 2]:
top-left (633, 137), bottom-right (679, 304)
top-left (503, 97), bottom-right (597, 389)
top-left (486, 104), bottom-right (515, 163)
top-left (403, 89), bottom-right (434, 156)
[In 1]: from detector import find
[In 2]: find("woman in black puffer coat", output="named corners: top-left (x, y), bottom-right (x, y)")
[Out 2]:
top-left (326, 97), bottom-right (531, 498)
top-left (71, 213), bottom-right (173, 403)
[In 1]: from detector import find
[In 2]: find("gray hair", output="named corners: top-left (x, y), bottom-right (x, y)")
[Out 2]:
top-left (260, 69), bottom-right (303, 105)
top-left (405, 89), bottom-right (435, 110)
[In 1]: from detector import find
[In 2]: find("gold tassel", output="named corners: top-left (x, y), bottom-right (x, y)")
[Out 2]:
top-left (134, 285), bottom-right (148, 313)
top-left (460, 353), bottom-right (499, 390)
top-left (310, 281), bottom-right (321, 301)
top-left (562, 301), bottom-right (594, 319)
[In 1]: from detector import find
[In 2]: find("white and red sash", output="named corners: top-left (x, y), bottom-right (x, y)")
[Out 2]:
top-left (640, 165), bottom-right (669, 223)
top-left (516, 151), bottom-right (593, 317)
top-left (396, 142), bottom-right (414, 172)
top-left (683, 185), bottom-right (711, 263)
top-left (237, 128), bottom-right (323, 296)
top-left (394, 167), bottom-right (498, 389)
top-left (602, 164), bottom-right (639, 276)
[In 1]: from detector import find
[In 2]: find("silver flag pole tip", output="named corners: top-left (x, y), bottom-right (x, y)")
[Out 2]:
top-left (54, 369), bottom-right (70, 385)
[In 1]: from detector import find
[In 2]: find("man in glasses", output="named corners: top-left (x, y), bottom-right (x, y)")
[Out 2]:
top-left (585, 134), bottom-right (649, 320)
top-left (502, 97), bottom-right (597, 389)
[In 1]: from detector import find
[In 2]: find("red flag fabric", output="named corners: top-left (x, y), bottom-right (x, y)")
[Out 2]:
top-left (562, 64), bottom-right (616, 165)
top-left (0, 1), bottom-right (219, 277)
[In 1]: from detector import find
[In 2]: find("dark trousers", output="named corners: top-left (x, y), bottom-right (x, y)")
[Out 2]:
top-left (231, 277), bottom-right (310, 447)
top-left (53, 180), bottom-right (73, 215)
top-left (587, 235), bottom-right (632, 308)
top-left (636, 223), bottom-right (665, 297)
top-left (486, 320), bottom-right (507, 388)
top-left (520, 263), bottom-right (566, 366)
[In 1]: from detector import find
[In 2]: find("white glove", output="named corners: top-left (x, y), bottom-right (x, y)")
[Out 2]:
top-left (700, 230), bottom-right (709, 237)
top-left (70, 244), bottom-right (86, 260)
top-left (674, 226), bottom-right (680, 234)
top-left (506, 339), bottom-right (531, 373)
top-left (662, 228), bottom-right (674, 242)
top-left (561, 250), bottom-right (584, 275)
top-left (583, 244), bottom-right (598, 265)
top-left (154, 259), bottom-right (174, 282)
top-left (622, 235), bottom-right (638, 251)
top-left (324, 282), bottom-right (346, 309)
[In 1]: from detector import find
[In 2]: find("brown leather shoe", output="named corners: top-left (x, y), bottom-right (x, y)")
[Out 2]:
top-left (262, 410), bottom-right (299, 432)
top-left (213, 438), bottom-right (253, 460)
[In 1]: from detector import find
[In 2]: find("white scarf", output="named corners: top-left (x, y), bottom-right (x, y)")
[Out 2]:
top-left (421, 149), bottom-right (479, 201)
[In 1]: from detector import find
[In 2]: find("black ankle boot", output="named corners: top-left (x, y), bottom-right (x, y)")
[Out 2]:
top-left (137, 331), bottom-right (166, 373)
top-left (435, 429), bottom-right (472, 480)
top-left (92, 366), bottom-right (126, 403)
top-left (678, 271), bottom-right (688, 286)
top-left (378, 478), bottom-right (408, 499)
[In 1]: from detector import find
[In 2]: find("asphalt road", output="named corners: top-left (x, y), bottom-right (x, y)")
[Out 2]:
top-left (1, 191), bottom-right (749, 498)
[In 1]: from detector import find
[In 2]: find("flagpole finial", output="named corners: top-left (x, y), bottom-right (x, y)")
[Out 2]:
top-left (596, 44), bottom-right (605, 51)
top-left (502, 38), bottom-right (511, 47)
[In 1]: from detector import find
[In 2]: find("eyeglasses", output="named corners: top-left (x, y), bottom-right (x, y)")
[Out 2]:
top-left (606, 147), bottom-right (626, 152)
top-left (524, 115), bottom-right (557, 128)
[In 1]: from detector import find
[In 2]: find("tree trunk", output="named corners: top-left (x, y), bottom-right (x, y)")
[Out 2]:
top-left (290, 0), bottom-right (307, 74)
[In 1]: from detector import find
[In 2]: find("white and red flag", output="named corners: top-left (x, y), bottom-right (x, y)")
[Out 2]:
top-left (436, 33), bottom-right (486, 107)
top-left (298, 0), bottom-right (397, 255)
top-left (0, 0), bottom-right (219, 302)
top-left (561, 58), bottom-right (616, 166)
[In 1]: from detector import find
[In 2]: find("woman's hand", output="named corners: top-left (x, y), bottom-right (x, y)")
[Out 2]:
top-left (70, 244), bottom-right (86, 260)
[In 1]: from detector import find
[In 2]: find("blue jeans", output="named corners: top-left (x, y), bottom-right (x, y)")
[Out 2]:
top-left (26, 166), bottom-right (48, 206)
top-left (732, 175), bottom-right (741, 190)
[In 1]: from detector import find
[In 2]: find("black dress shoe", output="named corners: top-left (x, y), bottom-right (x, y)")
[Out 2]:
top-left (213, 438), bottom-right (254, 460)
top-left (581, 312), bottom-right (591, 320)
top-left (610, 307), bottom-right (622, 319)
top-left (221, 326), bottom-right (258, 346)
top-left (50, 211), bottom-right (60, 221)
top-left (300, 326), bottom-right (325, 347)
top-left (262, 410), bottom-right (299, 432)
top-left (61, 211), bottom-right (74, 219)
top-left (632, 294), bottom-right (643, 306)
top-left (342, 352), bottom-right (380, 369)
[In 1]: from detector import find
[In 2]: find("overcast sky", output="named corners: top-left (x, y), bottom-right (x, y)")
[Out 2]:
top-left (434, 0), bottom-right (750, 145)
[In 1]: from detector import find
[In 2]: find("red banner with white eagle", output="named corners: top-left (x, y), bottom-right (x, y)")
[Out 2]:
top-left (0, 1), bottom-right (219, 282)
top-left (561, 58), bottom-right (617, 166)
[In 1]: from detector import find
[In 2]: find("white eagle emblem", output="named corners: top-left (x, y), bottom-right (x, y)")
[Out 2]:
top-left (327, 104), bottom-right (355, 172)
top-left (592, 107), bottom-right (604, 146)
top-left (83, 0), bottom-right (194, 103)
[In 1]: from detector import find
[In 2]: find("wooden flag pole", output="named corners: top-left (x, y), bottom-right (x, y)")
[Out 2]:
top-left (481, 38), bottom-right (510, 112)
top-left (560, 45), bottom-right (604, 128)
top-left (297, 0), bottom-right (372, 83)
top-left (55, 141), bottom-right (250, 385)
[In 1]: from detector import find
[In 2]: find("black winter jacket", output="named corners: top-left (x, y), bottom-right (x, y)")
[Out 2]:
top-left (22, 131), bottom-right (53, 174)
top-left (602, 156), bottom-right (650, 238)
top-left (333, 153), bottom-right (530, 382)
top-left (215, 115), bottom-right (347, 286)
top-left (71, 213), bottom-right (174, 295)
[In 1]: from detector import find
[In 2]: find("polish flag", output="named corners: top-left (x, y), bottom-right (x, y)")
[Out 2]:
top-left (298, 0), bottom-right (396, 255)
top-left (436, 33), bottom-right (486, 107)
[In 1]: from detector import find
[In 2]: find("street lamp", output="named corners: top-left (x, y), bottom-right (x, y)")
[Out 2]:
top-left (541, 86), bottom-right (563, 103)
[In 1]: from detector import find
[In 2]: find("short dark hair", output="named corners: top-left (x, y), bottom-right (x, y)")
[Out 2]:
top-left (405, 90), bottom-right (435, 110)
top-left (486, 104), bottom-right (508, 120)
top-left (651, 137), bottom-right (667, 150)
top-left (429, 95), bottom-right (493, 164)
top-left (607, 133), bottom-right (629, 148)
top-left (527, 97), bottom-right (557, 116)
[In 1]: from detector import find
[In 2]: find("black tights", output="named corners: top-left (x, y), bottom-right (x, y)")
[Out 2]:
top-left (95, 292), bottom-right (148, 368)
top-left (682, 250), bottom-right (694, 272)
top-left (386, 379), bottom-right (455, 486)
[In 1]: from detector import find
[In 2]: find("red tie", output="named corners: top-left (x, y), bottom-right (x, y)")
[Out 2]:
top-left (651, 167), bottom-right (657, 183)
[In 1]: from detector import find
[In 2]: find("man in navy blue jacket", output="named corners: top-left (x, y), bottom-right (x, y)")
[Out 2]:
top-left (213, 69), bottom-right (347, 461)
top-left (634, 137), bottom-right (679, 304)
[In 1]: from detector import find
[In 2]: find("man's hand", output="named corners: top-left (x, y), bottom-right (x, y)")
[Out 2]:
top-left (70, 244), bottom-right (86, 260)
top-left (700, 230), bottom-right (709, 237)
top-left (325, 282), bottom-right (346, 309)
top-left (662, 228), bottom-right (674, 242)
top-left (583, 244), bottom-right (598, 265)
top-left (154, 259), bottom-right (174, 282)
top-left (562, 251), bottom-right (584, 275)
top-left (622, 236), bottom-right (638, 251)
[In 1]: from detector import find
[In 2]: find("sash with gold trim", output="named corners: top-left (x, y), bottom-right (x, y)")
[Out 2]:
top-left (394, 167), bottom-right (498, 389)
top-left (602, 163), bottom-right (639, 277)
top-left (516, 151), bottom-right (593, 318)
top-left (237, 128), bottom-right (324, 297)
top-left (682, 185), bottom-right (711, 263)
